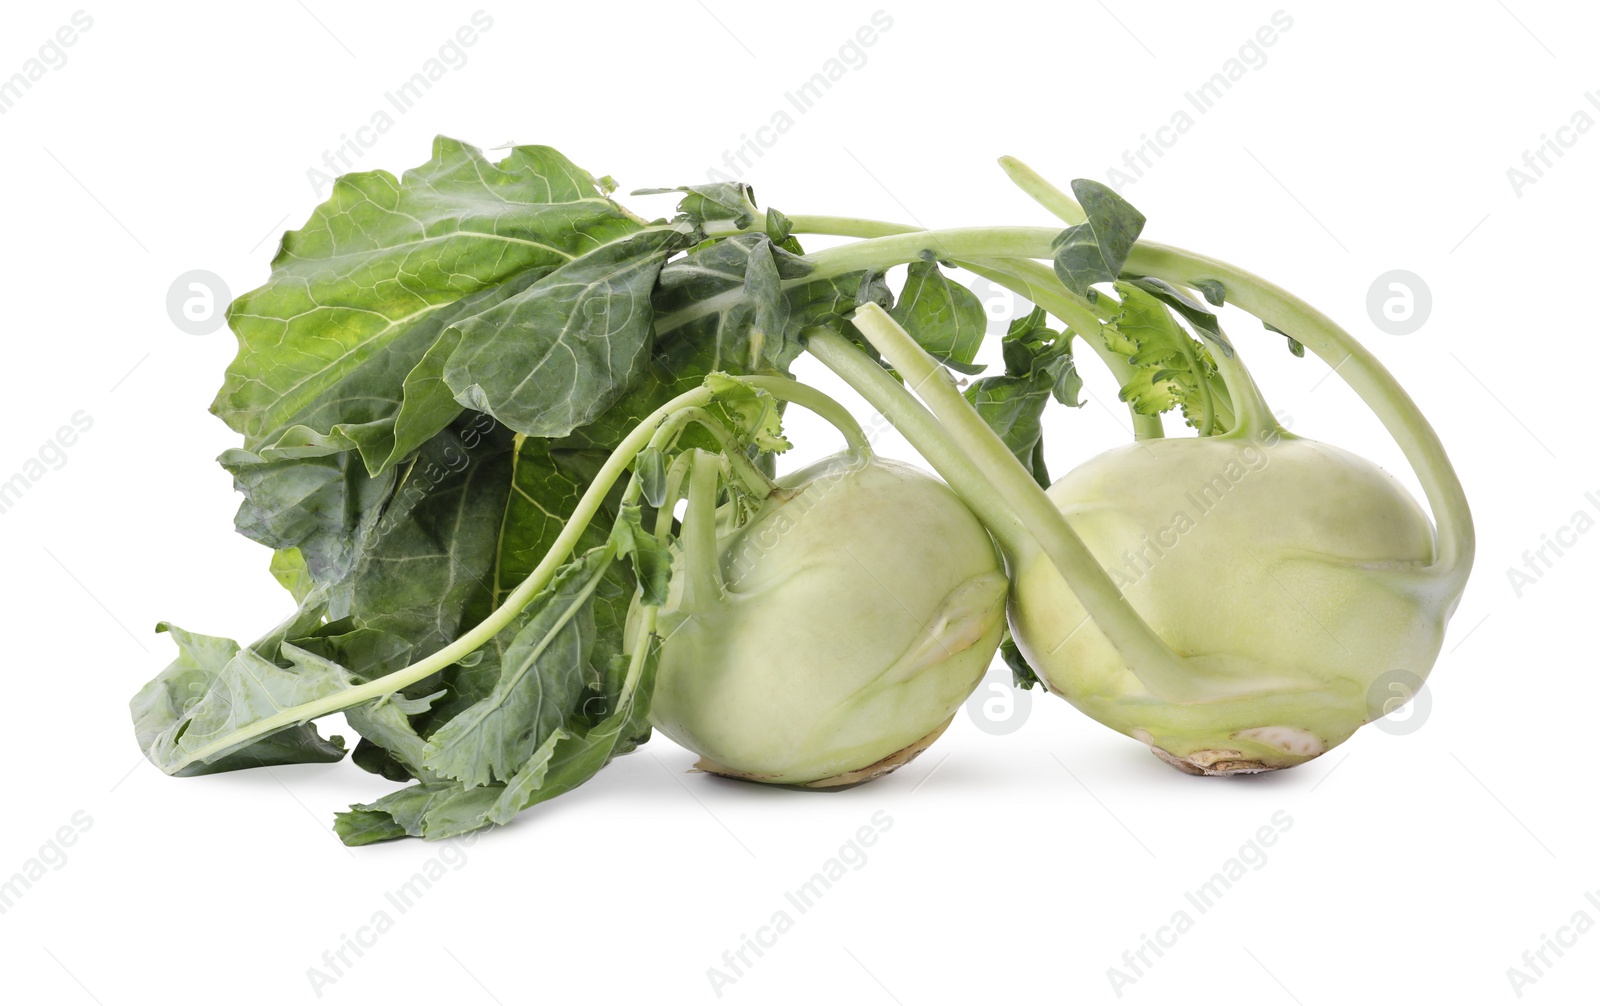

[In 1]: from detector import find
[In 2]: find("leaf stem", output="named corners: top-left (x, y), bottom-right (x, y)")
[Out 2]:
top-left (708, 214), bottom-right (1165, 439)
top-left (996, 156), bottom-right (1088, 226)
top-left (1124, 242), bottom-right (1474, 593)
top-left (740, 374), bottom-right (871, 454)
top-left (802, 328), bottom-right (1033, 559)
top-left (679, 450), bottom-right (725, 610)
top-left (847, 303), bottom-right (1196, 695)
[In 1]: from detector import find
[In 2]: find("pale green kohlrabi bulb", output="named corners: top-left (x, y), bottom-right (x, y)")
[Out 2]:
top-left (1010, 431), bottom-right (1451, 774)
top-left (648, 451), bottom-right (1008, 786)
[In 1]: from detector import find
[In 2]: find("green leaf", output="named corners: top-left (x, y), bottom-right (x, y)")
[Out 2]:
top-left (965, 373), bottom-right (1053, 487)
top-left (420, 548), bottom-right (611, 788)
top-left (888, 258), bottom-right (987, 371)
top-left (636, 182), bottom-right (761, 229)
top-left (334, 637), bottom-right (659, 843)
top-left (1126, 276), bottom-right (1234, 356)
top-left (268, 548), bottom-right (314, 603)
top-left (443, 225), bottom-right (688, 437)
top-left (1104, 282), bottom-right (1223, 431)
top-left (610, 504), bottom-right (672, 607)
top-left (222, 449), bottom-right (398, 588)
top-left (1263, 319), bottom-right (1307, 356)
top-left (1001, 633), bottom-right (1042, 691)
top-left (1051, 180), bottom-right (1146, 297)
top-left (330, 416), bottom-right (517, 655)
top-left (1193, 279), bottom-right (1226, 306)
top-left (215, 137), bottom-right (636, 471)
top-left (132, 608), bottom-right (353, 776)
top-left (965, 305), bottom-right (1081, 486)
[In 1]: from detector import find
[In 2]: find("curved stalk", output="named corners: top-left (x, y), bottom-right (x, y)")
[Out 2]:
top-left (1207, 334), bottom-right (1277, 440)
top-left (1124, 242), bottom-right (1474, 594)
top-left (997, 155), bottom-right (1088, 226)
top-left (848, 303), bottom-right (1196, 696)
top-left (777, 215), bottom-right (1163, 440)
top-left (740, 374), bottom-right (872, 454)
top-left (651, 451), bottom-right (696, 540)
top-left (803, 328), bottom-right (1033, 560)
top-left (643, 406), bottom-right (777, 499)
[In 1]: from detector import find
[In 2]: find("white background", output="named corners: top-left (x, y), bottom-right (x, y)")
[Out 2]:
top-left (1, 2), bottom-right (1594, 1003)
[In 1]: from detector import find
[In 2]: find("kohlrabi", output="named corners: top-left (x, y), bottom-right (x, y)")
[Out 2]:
top-left (129, 138), bottom-right (1473, 845)
top-left (794, 168), bottom-right (1472, 775)
top-left (647, 447), bottom-right (1007, 786)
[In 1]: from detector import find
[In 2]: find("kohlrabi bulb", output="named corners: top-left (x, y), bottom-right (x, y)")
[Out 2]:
top-left (1010, 430), bottom-right (1450, 773)
top-left (648, 450), bottom-right (1008, 786)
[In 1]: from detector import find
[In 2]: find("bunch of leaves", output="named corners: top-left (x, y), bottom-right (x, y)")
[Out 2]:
top-left (132, 140), bottom-right (896, 843)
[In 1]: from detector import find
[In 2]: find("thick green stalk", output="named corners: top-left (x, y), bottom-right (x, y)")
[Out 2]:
top-left (741, 374), bottom-right (871, 454)
top-left (849, 303), bottom-right (1197, 696)
top-left (779, 215), bottom-right (1162, 439)
top-left (996, 156), bottom-right (1088, 226)
top-left (803, 328), bottom-right (1032, 560)
top-left (654, 406), bottom-right (778, 499)
top-left (1124, 243), bottom-right (1474, 593)
top-left (1207, 335), bottom-right (1277, 440)
top-left (679, 450), bottom-right (725, 611)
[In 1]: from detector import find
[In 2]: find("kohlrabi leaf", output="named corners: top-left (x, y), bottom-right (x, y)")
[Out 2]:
top-left (329, 416), bottom-right (517, 654)
top-left (889, 258), bottom-right (988, 373)
top-left (443, 225), bottom-right (689, 437)
top-left (420, 548), bottom-right (610, 788)
top-left (654, 233), bottom-right (812, 371)
top-left (1104, 282), bottom-right (1224, 432)
top-left (1263, 319), bottom-right (1307, 356)
top-left (282, 624), bottom-right (444, 783)
top-left (1050, 180), bottom-right (1146, 297)
top-left (964, 307), bottom-right (1080, 487)
top-left (610, 504), bottom-right (672, 608)
top-left (966, 373), bottom-right (1053, 487)
top-left (636, 182), bottom-right (762, 229)
top-left (1000, 633), bottom-right (1043, 691)
top-left (334, 637), bottom-right (659, 845)
top-left (215, 138), bottom-right (636, 472)
top-left (1193, 279), bottom-right (1227, 306)
top-left (133, 610), bottom-right (352, 776)
top-left (1126, 276), bottom-right (1235, 356)
top-left (222, 449), bottom-right (398, 589)
top-left (396, 435), bottom-right (634, 739)
top-left (268, 548), bottom-right (314, 603)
